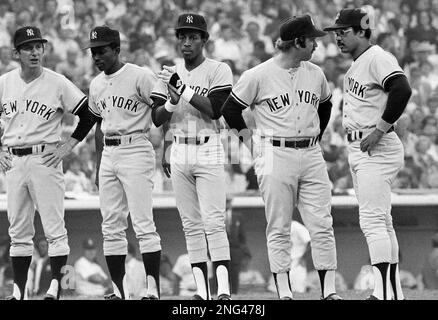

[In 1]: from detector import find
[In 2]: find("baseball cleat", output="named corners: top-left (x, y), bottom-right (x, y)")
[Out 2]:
top-left (104, 293), bottom-right (123, 300)
top-left (217, 294), bottom-right (232, 300)
top-left (141, 294), bottom-right (159, 300)
top-left (43, 294), bottom-right (58, 300)
top-left (366, 295), bottom-right (380, 300)
top-left (321, 293), bottom-right (343, 300)
top-left (280, 296), bottom-right (293, 300)
top-left (4, 296), bottom-right (17, 300)
top-left (191, 294), bottom-right (205, 300)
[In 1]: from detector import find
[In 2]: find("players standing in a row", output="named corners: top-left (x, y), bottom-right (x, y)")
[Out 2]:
top-left (221, 15), bottom-right (342, 300)
top-left (324, 8), bottom-right (412, 300)
top-left (85, 26), bottom-right (162, 300)
top-left (151, 13), bottom-right (233, 300)
top-left (0, 26), bottom-right (98, 300)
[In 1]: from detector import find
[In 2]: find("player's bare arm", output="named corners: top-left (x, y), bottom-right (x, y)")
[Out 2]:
top-left (360, 75), bottom-right (412, 155)
top-left (161, 120), bottom-right (172, 178)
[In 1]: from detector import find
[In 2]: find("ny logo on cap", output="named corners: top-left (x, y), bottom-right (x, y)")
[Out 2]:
top-left (91, 31), bottom-right (97, 39)
top-left (186, 15), bottom-right (193, 23)
top-left (26, 29), bottom-right (34, 37)
top-left (310, 16), bottom-right (315, 26)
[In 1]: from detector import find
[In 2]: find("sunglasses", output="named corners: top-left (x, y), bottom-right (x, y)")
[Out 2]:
top-left (334, 28), bottom-right (353, 37)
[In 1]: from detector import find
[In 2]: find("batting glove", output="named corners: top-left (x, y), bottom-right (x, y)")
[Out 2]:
top-left (158, 66), bottom-right (195, 102)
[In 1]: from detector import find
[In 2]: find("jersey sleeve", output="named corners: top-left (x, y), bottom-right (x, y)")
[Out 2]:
top-left (370, 51), bottom-right (404, 90)
top-left (320, 71), bottom-right (332, 103)
top-left (137, 67), bottom-right (157, 105)
top-left (208, 62), bottom-right (233, 95)
top-left (229, 69), bottom-right (258, 109)
top-left (150, 78), bottom-right (168, 102)
top-left (60, 75), bottom-right (87, 115)
top-left (87, 82), bottom-right (101, 117)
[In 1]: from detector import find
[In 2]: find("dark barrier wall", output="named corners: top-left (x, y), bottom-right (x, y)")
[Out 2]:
top-left (1, 201), bottom-right (438, 287)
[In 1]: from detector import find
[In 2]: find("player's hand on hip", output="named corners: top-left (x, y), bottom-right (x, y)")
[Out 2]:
top-left (41, 143), bottom-right (74, 167)
top-left (0, 150), bottom-right (12, 172)
top-left (360, 129), bottom-right (384, 156)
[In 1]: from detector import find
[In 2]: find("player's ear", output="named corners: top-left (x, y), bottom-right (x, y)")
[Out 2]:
top-left (12, 48), bottom-right (19, 59)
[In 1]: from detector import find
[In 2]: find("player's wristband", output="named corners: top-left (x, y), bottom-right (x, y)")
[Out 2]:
top-left (164, 100), bottom-right (178, 113)
top-left (376, 119), bottom-right (393, 133)
top-left (181, 86), bottom-right (195, 103)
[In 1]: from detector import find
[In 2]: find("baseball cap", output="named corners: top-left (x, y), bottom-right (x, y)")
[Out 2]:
top-left (83, 25), bottom-right (120, 49)
top-left (324, 8), bottom-right (370, 31)
top-left (83, 238), bottom-right (96, 250)
top-left (279, 14), bottom-right (326, 41)
top-left (175, 13), bottom-right (209, 38)
top-left (13, 26), bottom-right (48, 49)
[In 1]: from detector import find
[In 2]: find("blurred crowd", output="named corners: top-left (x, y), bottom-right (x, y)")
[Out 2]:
top-left (1, 0), bottom-right (438, 195)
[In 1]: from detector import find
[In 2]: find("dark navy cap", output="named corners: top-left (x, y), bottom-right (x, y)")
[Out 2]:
top-left (83, 25), bottom-right (120, 49)
top-left (13, 26), bottom-right (48, 49)
top-left (324, 8), bottom-right (370, 31)
top-left (175, 13), bottom-right (209, 38)
top-left (280, 14), bottom-right (326, 41)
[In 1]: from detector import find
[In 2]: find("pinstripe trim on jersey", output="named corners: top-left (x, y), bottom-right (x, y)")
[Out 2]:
top-left (208, 84), bottom-right (232, 95)
top-left (230, 92), bottom-right (249, 109)
top-left (88, 105), bottom-right (101, 117)
top-left (72, 96), bottom-right (88, 115)
top-left (320, 93), bottom-right (332, 104)
top-left (150, 92), bottom-right (167, 101)
top-left (382, 71), bottom-right (405, 89)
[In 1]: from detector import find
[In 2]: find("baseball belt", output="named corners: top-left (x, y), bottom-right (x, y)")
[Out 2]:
top-left (173, 136), bottom-right (210, 145)
top-left (347, 126), bottom-right (394, 143)
top-left (8, 144), bottom-right (46, 156)
top-left (265, 137), bottom-right (318, 149)
top-left (104, 136), bottom-right (132, 146)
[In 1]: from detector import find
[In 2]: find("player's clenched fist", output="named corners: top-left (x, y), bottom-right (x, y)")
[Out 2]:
top-left (0, 150), bottom-right (12, 172)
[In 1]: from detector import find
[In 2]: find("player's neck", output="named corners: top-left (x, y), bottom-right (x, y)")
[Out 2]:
top-left (184, 55), bottom-right (205, 71)
top-left (20, 65), bottom-right (43, 83)
top-left (104, 60), bottom-right (125, 75)
top-left (274, 52), bottom-right (301, 69)
top-left (351, 42), bottom-right (372, 60)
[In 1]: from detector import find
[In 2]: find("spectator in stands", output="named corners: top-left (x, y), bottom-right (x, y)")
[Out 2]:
top-left (28, 238), bottom-right (51, 297)
top-left (238, 252), bottom-right (266, 291)
top-left (418, 232), bottom-right (438, 290)
top-left (213, 23), bottom-right (242, 69)
top-left (225, 196), bottom-right (250, 294)
top-left (74, 238), bottom-right (111, 298)
top-left (125, 242), bottom-right (147, 299)
top-left (159, 254), bottom-right (178, 297)
top-left (0, 237), bottom-right (13, 298)
top-left (0, 45), bottom-right (19, 74)
top-left (64, 154), bottom-right (94, 194)
top-left (55, 47), bottom-right (87, 84)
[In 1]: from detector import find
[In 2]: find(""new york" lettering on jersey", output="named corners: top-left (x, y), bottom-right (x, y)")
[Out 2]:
top-left (266, 93), bottom-right (291, 112)
top-left (2, 99), bottom-right (56, 120)
top-left (98, 96), bottom-right (140, 112)
top-left (347, 77), bottom-right (366, 98)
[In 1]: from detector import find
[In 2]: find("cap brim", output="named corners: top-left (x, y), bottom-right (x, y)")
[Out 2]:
top-left (15, 38), bottom-right (48, 48)
top-left (306, 29), bottom-right (327, 38)
top-left (175, 27), bottom-right (209, 37)
top-left (83, 41), bottom-right (113, 49)
top-left (323, 23), bottom-right (352, 31)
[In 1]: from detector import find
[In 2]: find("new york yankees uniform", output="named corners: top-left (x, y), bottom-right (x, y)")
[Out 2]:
top-left (0, 67), bottom-right (86, 258)
top-left (88, 62), bottom-right (161, 257)
top-left (229, 58), bottom-right (337, 276)
top-left (151, 58), bottom-right (232, 265)
top-left (342, 45), bottom-right (404, 268)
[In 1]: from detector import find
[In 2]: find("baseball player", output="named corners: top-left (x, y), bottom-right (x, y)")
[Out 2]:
top-left (0, 26), bottom-right (97, 300)
top-left (324, 8), bottom-right (412, 300)
top-left (85, 25), bottom-right (162, 300)
top-left (150, 13), bottom-right (233, 300)
top-left (221, 15), bottom-right (342, 300)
